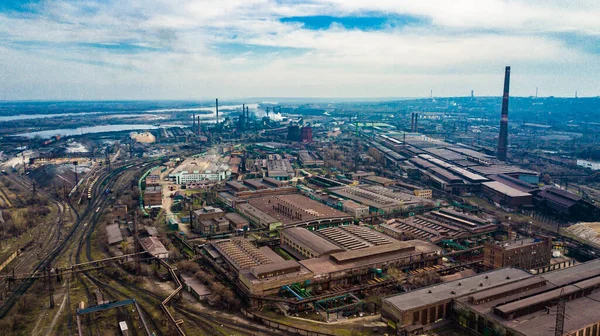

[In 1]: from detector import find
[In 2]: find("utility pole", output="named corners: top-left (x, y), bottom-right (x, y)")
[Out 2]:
top-left (30, 181), bottom-right (38, 204)
top-left (46, 267), bottom-right (55, 308)
top-left (134, 212), bottom-right (141, 275)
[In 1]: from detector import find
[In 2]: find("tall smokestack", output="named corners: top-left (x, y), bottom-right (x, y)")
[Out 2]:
top-left (246, 106), bottom-right (250, 128)
top-left (414, 113), bottom-right (418, 132)
top-left (497, 66), bottom-right (511, 161)
top-left (197, 116), bottom-right (201, 135)
top-left (410, 113), bottom-right (415, 132)
top-left (215, 98), bottom-right (219, 125)
top-left (193, 113), bottom-right (196, 133)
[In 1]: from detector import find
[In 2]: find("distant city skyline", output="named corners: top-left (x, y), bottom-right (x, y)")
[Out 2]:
top-left (1, 0), bottom-right (599, 100)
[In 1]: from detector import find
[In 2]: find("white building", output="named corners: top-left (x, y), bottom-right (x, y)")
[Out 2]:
top-left (170, 155), bottom-right (231, 184)
top-left (140, 237), bottom-right (169, 259)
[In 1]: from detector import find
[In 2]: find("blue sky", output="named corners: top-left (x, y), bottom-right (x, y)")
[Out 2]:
top-left (0, 0), bottom-right (600, 100)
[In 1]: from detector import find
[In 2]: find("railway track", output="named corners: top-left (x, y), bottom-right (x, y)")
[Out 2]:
top-left (113, 277), bottom-right (283, 336)
top-left (72, 161), bottom-right (162, 335)
top-left (0, 199), bottom-right (70, 317)
top-left (0, 160), bottom-right (151, 318)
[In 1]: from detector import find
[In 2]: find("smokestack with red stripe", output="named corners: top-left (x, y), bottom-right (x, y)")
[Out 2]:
top-left (497, 66), bottom-right (510, 161)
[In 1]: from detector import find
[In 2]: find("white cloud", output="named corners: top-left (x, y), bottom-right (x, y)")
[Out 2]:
top-left (0, 0), bottom-right (599, 99)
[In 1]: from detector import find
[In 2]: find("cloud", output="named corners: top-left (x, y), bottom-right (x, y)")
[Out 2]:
top-left (0, 0), bottom-right (599, 99)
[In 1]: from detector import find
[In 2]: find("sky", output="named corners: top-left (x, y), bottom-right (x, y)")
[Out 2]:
top-left (1, 0), bottom-right (600, 100)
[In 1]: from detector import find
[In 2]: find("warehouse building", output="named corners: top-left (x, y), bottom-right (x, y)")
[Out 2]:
top-left (266, 156), bottom-right (294, 180)
top-left (468, 165), bottom-right (540, 184)
top-left (454, 260), bottom-right (600, 336)
top-left (243, 194), bottom-right (352, 230)
top-left (106, 223), bottom-right (124, 245)
top-left (328, 185), bottom-right (430, 214)
top-left (140, 237), bottom-right (169, 259)
top-left (281, 227), bottom-right (344, 258)
top-left (298, 150), bottom-right (324, 166)
top-left (236, 203), bottom-right (282, 231)
top-left (205, 227), bottom-right (441, 306)
top-left (408, 154), bottom-right (487, 195)
top-left (383, 260), bottom-right (600, 336)
top-left (481, 181), bottom-right (533, 210)
top-left (224, 212), bottom-right (249, 231)
top-left (488, 174), bottom-right (539, 194)
top-left (535, 186), bottom-right (598, 221)
top-left (381, 268), bottom-right (532, 334)
top-left (381, 208), bottom-right (496, 243)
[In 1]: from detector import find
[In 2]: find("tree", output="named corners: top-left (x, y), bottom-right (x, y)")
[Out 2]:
top-left (387, 267), bottom-right (406, 286)
top-left (406, 272), bottom-right (441, 290)
top-left (542, 173), bottom-right (552, 185)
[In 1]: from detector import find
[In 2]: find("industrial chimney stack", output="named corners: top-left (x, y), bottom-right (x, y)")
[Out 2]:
top-left (497, 66), bottom-right (511, 161)
top-left (414, 113), bottom-right (418, 133)
top-left (215, 98), bottom-right (219, 125)
top-left (246, 106), bottom-right (250, 128)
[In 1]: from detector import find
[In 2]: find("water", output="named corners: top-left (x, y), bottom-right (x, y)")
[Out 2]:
top-left (0, 102), bottom-right (278, 121)
top-left (0, 111), bottom-right (108, 122)
top-left (15, 124), bottom-right (163, 139)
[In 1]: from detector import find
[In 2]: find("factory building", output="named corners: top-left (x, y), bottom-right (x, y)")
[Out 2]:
top-left (236, 203), bottom-right (282, 231)
top-left (368, 141), bottom-right (407, 166)
top-left (266, 156), bottom-right (294, 180)
top-left (145, 168), bottom-right (162, 186)
top-left (205, 226), bottom-right (441, 306)
top-left (170, 155), bottom-right (231, 184)
top-left (483, 237), bottom-right (552, 270)
top-left (192, 206), bottom-right (224, 229)
top-left (488, 174), bottom-right (539, 194)
top-left (454, 260), bottom-right (600, 336)
top-left (408, 154), bottom-right (488, 195)
top-left (300, 126), bottom-right (313, 142)
top-left (281, 227), bottom-right (344, 259)
top-left (381, 208), bottom-right (497, 243)
top-left (224, 212), bottom-right (249, 231)
top-left (143, 185), bottom-right (162, 208)
top-left (383, 260), bottom-right (600, 336)
top-left (382, 267), bottom-right (531, 334)
top-left (328, 185), bottom-right (431, 214)
top-left (481, 181), bottom-right (533, 210)
top-left (241, 194), bottom-right (352, 230)
top-left (468, 165), bottom-right (540, 185)
top-left (363, 175), bottom-right (396, 187)
top-left (298, 150), bottom-right (324, 167)
top-left (341, 200), bottom-right (370, 219)
top-left (413, 189), bottom-right (432, 199)
top-left (535, 186), bottom-right (598, 221)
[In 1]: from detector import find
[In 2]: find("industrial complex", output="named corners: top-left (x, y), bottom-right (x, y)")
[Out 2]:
top-left (3, 63), bottom-right (600, 336)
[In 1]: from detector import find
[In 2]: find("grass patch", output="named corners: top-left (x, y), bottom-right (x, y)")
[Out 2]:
top-left (274, 247), bottom-right (294, 260)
